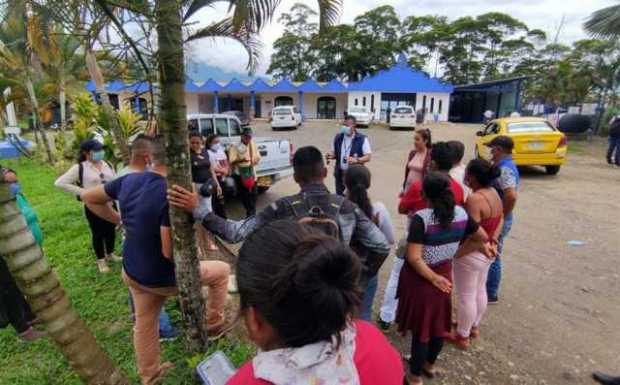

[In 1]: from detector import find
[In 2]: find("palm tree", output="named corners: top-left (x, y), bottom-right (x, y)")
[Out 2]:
top-left (0, 4), bottom-right (56, 163)
top-left (585, 2), bottom-right (620, 39)
top-left (0, 183), bottom-right (130, 385)
top-left (93, 0), bottom-right (342, 353)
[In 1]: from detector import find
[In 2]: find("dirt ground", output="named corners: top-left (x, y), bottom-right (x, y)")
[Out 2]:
top-left (225, 119), bottom-right (620, 385)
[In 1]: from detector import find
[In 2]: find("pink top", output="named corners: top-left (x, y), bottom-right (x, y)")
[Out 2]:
top-left (226, 320), bottom-right (404, 385)
top-left (405, 150), bottom-right (427, 190)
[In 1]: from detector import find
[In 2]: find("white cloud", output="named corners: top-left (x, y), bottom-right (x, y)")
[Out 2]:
top-left (186, 0), bottom-right (617, 77)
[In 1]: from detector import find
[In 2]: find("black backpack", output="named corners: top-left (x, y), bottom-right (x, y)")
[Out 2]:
top-left (284, 193), bottom-right (345, 239)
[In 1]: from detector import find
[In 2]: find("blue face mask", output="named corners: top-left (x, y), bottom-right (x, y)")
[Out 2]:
top-left (92, 150), bottom-right (105, 162)
top-left (210, 143), bottom-right (222, 152)
top-left (340, 125), bottom-right (352, 135)
top-left (9, 182), bottom-right (21, 198)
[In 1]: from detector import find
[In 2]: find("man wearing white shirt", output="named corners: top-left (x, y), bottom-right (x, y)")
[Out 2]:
top-left (326, 115), bottom-right (372, 195)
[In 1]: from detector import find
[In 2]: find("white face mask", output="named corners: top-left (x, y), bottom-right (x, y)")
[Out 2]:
top-left (210, 143), bottom-right (222, 152)
top-left (340, 125), bottom-right (352, 136)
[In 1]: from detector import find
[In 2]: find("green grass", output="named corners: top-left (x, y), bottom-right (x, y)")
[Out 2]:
top-left (0, 158), bottom-right (254, 385)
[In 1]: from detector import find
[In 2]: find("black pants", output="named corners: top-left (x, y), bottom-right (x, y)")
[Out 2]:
top-left (409, 336), bottom-right (444, 376)
top-left (334, 168), bottom-right (346, 196)
top-left (0, 257), bottom-right (35, 334)
top-left (234, 175), bottom-right (257, 217)
top-left (212, 192), bottom-right (227, 219)
top-left (84, 206), bottom-right (116, 260)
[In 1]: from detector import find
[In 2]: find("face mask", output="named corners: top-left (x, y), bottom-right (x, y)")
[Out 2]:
top-left (340, 125), bottom-right (352, 135)
top-left (92, 150), bottom-right (105, 162)
top-left (9, 182), bottom-right (21, 198)
top-left (210, 143), bottom-right (222, 152)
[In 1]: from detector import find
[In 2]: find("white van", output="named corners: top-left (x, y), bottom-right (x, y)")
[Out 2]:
top-left (389, 106), bottom-right (416, 130)
top-left (187, 113), bottom-right (293, 192)
top-left (270, 106), bottom-right (302, 130)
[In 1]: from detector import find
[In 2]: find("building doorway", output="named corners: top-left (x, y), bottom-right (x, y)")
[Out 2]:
top-left (317, 96), bottom-right (337, 119)
top-left (274, 96), bottom-right (294, 107)
top-left (380, 93), bottom-right (416, 121)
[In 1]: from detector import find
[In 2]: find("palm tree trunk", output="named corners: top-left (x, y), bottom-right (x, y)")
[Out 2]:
top-left (25, 79), bottom-right (55, 164)
top-left (59, 77), bottom-right (67, 133)
top-left (84, 49), bottom-right (130, 164)
top-left (154, 0), bottom-right (209, 353)
top-left (0, 183), bottom-right (129, 385)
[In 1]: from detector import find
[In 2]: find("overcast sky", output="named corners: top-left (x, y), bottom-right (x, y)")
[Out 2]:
top-left (185, 0), bottom-right (616, 77)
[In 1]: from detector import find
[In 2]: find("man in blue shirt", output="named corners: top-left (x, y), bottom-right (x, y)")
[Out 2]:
top-left (485, 136), bottom-right (519, 303)
top-left (326, 115), bottom-right (372, 196)
top-left (82, 138), bottom-right (230, 385)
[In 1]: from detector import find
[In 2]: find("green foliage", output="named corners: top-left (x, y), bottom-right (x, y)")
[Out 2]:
top-left (0, 159), bottom-right (255, 385)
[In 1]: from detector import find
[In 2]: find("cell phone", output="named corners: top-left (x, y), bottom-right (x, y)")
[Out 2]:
top-left (196, 351), bottom-right (237, 385)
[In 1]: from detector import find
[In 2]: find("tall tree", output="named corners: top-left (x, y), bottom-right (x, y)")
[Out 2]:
top-left (439, 16), bottom-right (487, 84)
top-left (93, 0), bottom-right (342, 355)
top-left (267, 3), bottom-right (318, 81)
top-left (400, 15), bottom-right (449, 74)
top-left (0, 183), bottom-right (130, 385)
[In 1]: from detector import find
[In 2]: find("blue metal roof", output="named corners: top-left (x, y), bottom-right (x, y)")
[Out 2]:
top-left (348, 54), bottom-right (453, 93)
top-left (297, 80), bottom-right (323, 92)
top-left (269, 79), bottom-right (298, 93)
top-left (222, 78), bottom-right (250, 93)
top-left (85, 80), bottom-right (146, 93)
top-left (321, 79), bottom-right (348, 93)
top-left (249, 78), bottom-right (272, 92)
top-left (199, 79), bottom-right (223, 92)
top-left (185, 79), bottom-right (201, 92)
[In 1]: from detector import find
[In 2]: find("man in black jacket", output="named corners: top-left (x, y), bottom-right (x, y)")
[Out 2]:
top-left (168, 146), bottom-right (390, 286)
top-left (607, 115), bottom-right (620, 166)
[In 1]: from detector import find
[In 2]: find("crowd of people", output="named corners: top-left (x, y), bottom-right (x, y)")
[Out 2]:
top-left (3, 115), bottom-right (528, 385)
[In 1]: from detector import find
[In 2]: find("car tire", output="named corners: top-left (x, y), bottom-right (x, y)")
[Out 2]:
top-left (545, 165), bottom-right (560, 175)
top-left (257, 186), bottom-right (270, 194)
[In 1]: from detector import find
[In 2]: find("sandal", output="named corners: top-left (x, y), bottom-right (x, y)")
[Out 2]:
top-left (446, 332), bottom-right (470, 350)
top-left (422, 363), bottom-right (439, 378)
top-left (470, 326), bottom-right (480, 339)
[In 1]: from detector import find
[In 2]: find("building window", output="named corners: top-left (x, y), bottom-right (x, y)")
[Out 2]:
top-left (371, 94), bottom-right (375, 111)
top-left (362, 96), bottom-right (366, 106)
top-left (430, 98), bottom-right (435, 113)
top-left (422, 95), bottom-right (427, 110)
top-left (438, 100), bottom-right (443, 114)
top-left (354, 98), bottom-right (358, 106)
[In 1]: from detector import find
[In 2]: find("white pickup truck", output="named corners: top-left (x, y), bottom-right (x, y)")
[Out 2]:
top-left (188, 113), bottom-right (294, 192)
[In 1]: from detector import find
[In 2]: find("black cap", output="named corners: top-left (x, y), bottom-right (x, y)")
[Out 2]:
top-left (485, 135), bottom-right (514, 152)
top-left (80, 139), bottom-right (103, 152)
top-left (241, 126), bottom-right (253, 136)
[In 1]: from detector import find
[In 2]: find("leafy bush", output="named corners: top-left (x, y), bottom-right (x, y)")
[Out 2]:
top-left (599, 107), bottom-right (619, 136)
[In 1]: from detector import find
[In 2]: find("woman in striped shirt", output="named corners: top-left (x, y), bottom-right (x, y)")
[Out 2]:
top-left (396, 172), bottom-right (493, 385)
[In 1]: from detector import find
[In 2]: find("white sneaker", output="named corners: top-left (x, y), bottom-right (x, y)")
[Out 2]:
top-left (96, 259), bottom-right (111, 273)
top-left (105, 254), bottom-right (123, 263)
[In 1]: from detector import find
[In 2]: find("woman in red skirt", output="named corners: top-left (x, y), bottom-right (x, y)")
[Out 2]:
top-left (396, 172), bottom-right (492, 385)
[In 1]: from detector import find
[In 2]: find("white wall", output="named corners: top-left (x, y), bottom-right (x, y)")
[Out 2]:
top-left (302, 93), bottom-right (348, 119)
top-left (186, 93), bottom-right (199, 114)
top-left (347, 91), bottom-right (382, 120)
top-left (415, 92), bottom-right (451, 122)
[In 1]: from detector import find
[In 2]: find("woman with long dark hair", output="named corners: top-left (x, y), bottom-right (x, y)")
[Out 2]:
top-left (449, 159), bottom-right (503, 350)
top-left (402, 128), bottom-right (432, 194)
top-left (344, 165), bottom-right (395, 321)
top-left (55, 139), bottom-right (119, 273)
top-left (227, 220), bottom-right (404, 385)
top-left (396, 173), bottom-right (490, 385)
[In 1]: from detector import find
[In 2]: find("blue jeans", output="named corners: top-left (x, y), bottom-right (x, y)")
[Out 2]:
top-left (607, 136), bottom-right (620, 165)
top-left (486, 215), bottom-right (513, 299)
top-left (360, 275), bottom-right (378, 321)
top-left (128, 291), bottom-right (176, 336)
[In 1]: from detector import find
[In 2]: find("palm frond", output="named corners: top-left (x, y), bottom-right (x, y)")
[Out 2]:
top-left (183, 0), bottom-right (218, 22)
top-left (584, 3), bottom-right (620, 39)
top-left (186, 16), bottom-right (261, 73)
top-left (229, 0), bottom-right (281, 33)
top-left (316, 0), bottom-right (342, 31)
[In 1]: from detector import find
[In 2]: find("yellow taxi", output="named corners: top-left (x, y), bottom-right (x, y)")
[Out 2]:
top-left (475, 117), bottom-right (568, 175)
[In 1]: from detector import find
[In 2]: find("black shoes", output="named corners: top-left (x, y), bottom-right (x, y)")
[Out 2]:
top-left (377, 318), bottom-right (391, 331)
top-left (593, 372), bottom-right (620, 385)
